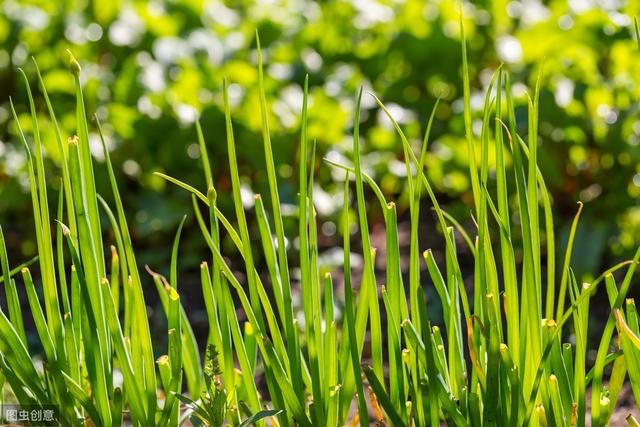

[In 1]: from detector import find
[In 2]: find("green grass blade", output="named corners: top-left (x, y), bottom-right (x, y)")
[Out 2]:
top-left (591, 245), bottom-right (640, 426)
top-left (352, 87), bottom-right (383, 381)
top-left (254, 195), bottom-right (285, 322)
top-left (0, 226), bottom-right (27, 343)
top-left (63, 311), bottom-right (81, 384)
top-left (68, 54), bottom-right (105, 278)
top-left (504, 71), bottom-right (540, 398)
top-left (341, 173), bottom-right (368, 427)
top-left (21, 268), bottom-right (56, 365)
top-left (615, 307), bottom-right (640, 405)
top-left (96, 195), bottom-right (128, 312)
top-left (255, 34), bottom-right (299, 397)
top-left (99, 275), bottom-right (147, 423)
top-left (220, 277), bottom-right (261, 414)
top-left (56, 187), bottom-right (71, 315)
top-left (383, 203), bottom-right (407, 415)
top-left (61, 372), bottom-right (102, 423)
top-left (297, 75), bottom-right (324, 421)
top-left (17, 70), bottom-right (64, 347)
top-left (555, 202), bottom-right (584, 323)
top-left (460, 10), bottom-right (481, 214)
top-left (548, 375), bottom-right (567, 427)
top-left (155, 172), bottom-right (245, 251)
top-left (571, 275), bottom-right (591, 427)
top-left (0, 311), bottom-right (46, 401)
top-left (494, 70), bottom-right (520, 360)
top-left (66, 139), bottom-right (112, 424)
top-left (222, 78), bottom-right (265, 331)
top-left (363, 365), bottom-right (406, 427)
top-left (628, 414), bottom-right (640, 427)
top-left (32, 58), bottom-right (77, 241)
top-left (0, 257), bottom-right (37, 285)
top-left (169, 215), bottom-right (202, 398)
top-left (95, 118), bottom-right (157, 420)
top-left (195, 120), bottom-right (213, 186)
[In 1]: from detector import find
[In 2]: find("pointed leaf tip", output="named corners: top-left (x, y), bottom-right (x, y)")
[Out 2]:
top-left (67, 50), bottom-right (81, 76)
top-left (56, 220), bottom-right (71, 236)
top-left (207, 185), bottom-right (217, 203)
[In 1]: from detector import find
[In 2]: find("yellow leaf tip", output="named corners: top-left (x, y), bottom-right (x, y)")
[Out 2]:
top-left (207, 185), bottom-right (217, 203)
top-left (67, 50), bottom-right (81, 76)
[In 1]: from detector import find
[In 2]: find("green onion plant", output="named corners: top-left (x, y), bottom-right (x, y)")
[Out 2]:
top-left (2, 16), bottom-right (640, 427)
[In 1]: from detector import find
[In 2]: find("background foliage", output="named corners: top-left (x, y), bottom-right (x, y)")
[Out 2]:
top-left (3, 0), bottom-right (640, 276)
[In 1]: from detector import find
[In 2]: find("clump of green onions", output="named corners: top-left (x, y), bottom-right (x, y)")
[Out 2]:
top-left (3, 18), bottom-right (640, 427)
